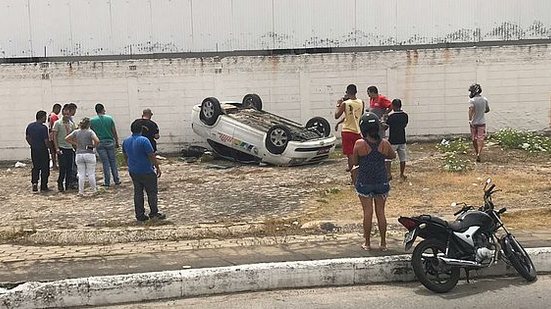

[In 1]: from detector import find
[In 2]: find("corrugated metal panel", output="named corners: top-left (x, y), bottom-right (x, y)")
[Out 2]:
top-left (191, 0), bottom-right (233, 51)
top-left (150, 0), bottom-right (192, 53)
top-left (1, 0), bottom-right (551, 58)
top-left (0, 0), bottom-right (32, 57)
top-left (230, 0), bottom-right (273, 50)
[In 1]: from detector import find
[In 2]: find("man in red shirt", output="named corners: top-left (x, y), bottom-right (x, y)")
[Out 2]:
top-left (367, 86), bottom-right (392, 121)
top-left (48, 103), bottom-right (62, 170)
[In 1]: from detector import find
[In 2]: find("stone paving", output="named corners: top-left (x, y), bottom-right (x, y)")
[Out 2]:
top-left (1, 230), bottom-right (550, 284)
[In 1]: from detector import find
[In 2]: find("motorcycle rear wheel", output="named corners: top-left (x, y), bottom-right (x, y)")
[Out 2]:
top-left (502, 234), bottom-right (537, 282)
top-left (412, 239), bottom-right (460, 293)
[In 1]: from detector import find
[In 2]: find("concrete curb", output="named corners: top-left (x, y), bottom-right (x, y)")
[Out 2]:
top-left (1, 247), bottom-right (550, 309)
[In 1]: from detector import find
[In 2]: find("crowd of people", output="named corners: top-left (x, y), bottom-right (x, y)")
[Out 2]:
top-left (24, 84), bottom-right (489, 231)
top-left (25, 103), bottom-right (165, 222)
top-left (334, 83), bottom-right (489, 251)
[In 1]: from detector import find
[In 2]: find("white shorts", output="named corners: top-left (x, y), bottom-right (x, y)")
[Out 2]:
top-left (391, 144), bottom-right (408, 162)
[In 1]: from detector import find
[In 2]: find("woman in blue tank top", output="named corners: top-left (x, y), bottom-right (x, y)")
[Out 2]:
top-left (351, 113), bottom-right (396, 251)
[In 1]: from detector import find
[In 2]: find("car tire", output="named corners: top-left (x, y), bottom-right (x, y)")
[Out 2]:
top-left (306, 117), bottom-right (331, 137)
top-left (200, 97), bottom-right (222, 126)
top-left (242, 94), bottom-right (263, 111)
top-left (265, 124), bottom-right (291, 155)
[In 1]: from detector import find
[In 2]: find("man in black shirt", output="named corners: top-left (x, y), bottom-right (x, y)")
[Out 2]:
top-left (25, 110), bottom-right (51, 192)
top-left (138, 108), bottom-right (160, 153)
top-left (386, 99), bottom-right (409, 180)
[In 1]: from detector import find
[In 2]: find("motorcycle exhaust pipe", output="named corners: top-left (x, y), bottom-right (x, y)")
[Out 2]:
top-left (438, 257), bottom-right (483, 268)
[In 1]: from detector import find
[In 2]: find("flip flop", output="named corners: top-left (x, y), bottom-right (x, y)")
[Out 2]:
top-left (361, 244), bottom-right (371, 251)
top-left (379, 245), bottom-right (388, 252)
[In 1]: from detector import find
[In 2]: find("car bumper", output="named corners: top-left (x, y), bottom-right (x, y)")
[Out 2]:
top-left (263, 136), bottom-right (337, 166)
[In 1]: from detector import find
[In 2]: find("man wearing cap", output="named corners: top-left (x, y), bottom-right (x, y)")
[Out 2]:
top-left (136, 108), bottom-right (160, 153)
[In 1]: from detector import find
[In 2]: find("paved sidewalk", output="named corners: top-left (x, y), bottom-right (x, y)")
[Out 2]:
top-left (2, 230), bottom-right (551, 285)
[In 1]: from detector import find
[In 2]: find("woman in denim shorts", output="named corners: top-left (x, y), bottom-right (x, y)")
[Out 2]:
top-left (351, 113), bottom-right (396, 251)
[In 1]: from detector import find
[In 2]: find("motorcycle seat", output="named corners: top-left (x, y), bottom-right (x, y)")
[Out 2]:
top-left (420, 215), bottom-right (468, 232)
top-left (420, 215), bottom-right (448, 227)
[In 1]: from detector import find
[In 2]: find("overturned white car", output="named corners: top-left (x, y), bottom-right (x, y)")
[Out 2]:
top-left (191, 94), bottom-right (336, 166)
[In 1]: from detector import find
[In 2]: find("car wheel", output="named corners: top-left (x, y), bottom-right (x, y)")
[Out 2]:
top-left (265, 124), bottom-right (291, 155)
top-left (242, 94), bottom-right (263, 111)
top-left (306, 117), bottom-right (331, 137)
top-left (200, 97), bottom-right (222, 126)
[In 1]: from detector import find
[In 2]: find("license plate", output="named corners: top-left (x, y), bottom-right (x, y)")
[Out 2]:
top-left (403, 229), bottom-right (417, 251)
top-left (403, 231), bottom-right (415, 244)
top-left (317, 148), bottom-right (330, 155)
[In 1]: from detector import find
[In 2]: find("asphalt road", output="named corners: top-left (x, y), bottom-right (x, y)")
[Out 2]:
top-left (101, 274), bottom-right (551, 309)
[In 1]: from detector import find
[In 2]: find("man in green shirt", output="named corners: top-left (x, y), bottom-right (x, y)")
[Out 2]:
top-left (90, 103), bottom-right (121, 187)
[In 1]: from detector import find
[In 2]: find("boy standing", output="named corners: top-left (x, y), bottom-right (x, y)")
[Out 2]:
top-left (386, 99), bottom-right (409, 181)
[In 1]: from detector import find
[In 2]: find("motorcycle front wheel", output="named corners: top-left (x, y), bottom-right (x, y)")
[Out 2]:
top-left (501, 234), bottom-right (537, 282)
top-left (411, 239), bottom-right (460, 293)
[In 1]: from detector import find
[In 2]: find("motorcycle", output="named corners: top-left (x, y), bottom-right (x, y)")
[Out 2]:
top-left (398, 178), bottom-right (537, 293)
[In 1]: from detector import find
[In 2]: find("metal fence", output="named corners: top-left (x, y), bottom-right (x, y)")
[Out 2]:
top-left (1, 0), bottom-right (550, 58)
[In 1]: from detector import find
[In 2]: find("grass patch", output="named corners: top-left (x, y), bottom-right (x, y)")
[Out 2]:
top-left (115, 149), bottom-right (127, 167)
top-left (436, 138), bottom-right (471, 172)
top-left (491, 128), bottom-right (551, 153)
top-left (0, 227), bottom-right (37, 243)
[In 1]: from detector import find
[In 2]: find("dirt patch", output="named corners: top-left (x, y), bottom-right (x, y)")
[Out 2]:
top-left (296, 143), bottom-right (551, 230)
top-left (0, 142), bottom-right (549, 244)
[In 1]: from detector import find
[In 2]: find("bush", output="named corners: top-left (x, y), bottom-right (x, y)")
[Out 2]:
top-left (436, 138), bottom-right (471, 172)
top-left (436, 137), bottom-right (470, 154)
top-left (491, 128), bottom-right (551, 153)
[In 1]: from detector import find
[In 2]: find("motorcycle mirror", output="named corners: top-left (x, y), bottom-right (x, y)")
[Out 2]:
top-left (450, 202), bottom-right (457, 207)
top-left (484, 178), bottom-right (492, 190)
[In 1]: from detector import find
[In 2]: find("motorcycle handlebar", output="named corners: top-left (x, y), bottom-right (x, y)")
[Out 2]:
top-left (486, 184), bottom-right (496, 194)
top-left (454, 206), bottom-right (472, 216)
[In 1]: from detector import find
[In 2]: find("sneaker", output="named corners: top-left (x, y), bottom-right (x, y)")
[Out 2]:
top-left (136, 215), bottom-right (149, 222)
top-left (58, 184), bottom-right (65, 192)
top-left (149, 212), bottom-right (167, 220)
top-left (114, 181), bottom-right (122, 186)
top-left (32, 184), bottom-right (38, 193)
top-left (40, 187), bottom-right (51, 192)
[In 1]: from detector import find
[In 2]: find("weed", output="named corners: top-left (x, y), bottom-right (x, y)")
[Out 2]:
top-left (115, 149), bottom-right (127, 167)
top-left (0, 227), bottom-right (37, 243)
top-left (436, 137), bottom-right (470, 154)
top-left (436, 138), bottom-right (471, 172)
top-left (491, 128), bottom-right (551, 153)
top-left (320, 187), bottom-right (341, 197)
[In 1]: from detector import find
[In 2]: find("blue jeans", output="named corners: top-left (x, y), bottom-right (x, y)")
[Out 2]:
top-left (97, 140), bottom-right (120, 186)
top-left (355, 182), bottom-right (390, 198)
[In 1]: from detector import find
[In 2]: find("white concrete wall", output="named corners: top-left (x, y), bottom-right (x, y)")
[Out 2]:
top-left (2, 0), bottom-right (551, 57)
top-left (2, 43), bottom-right (551, 160)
